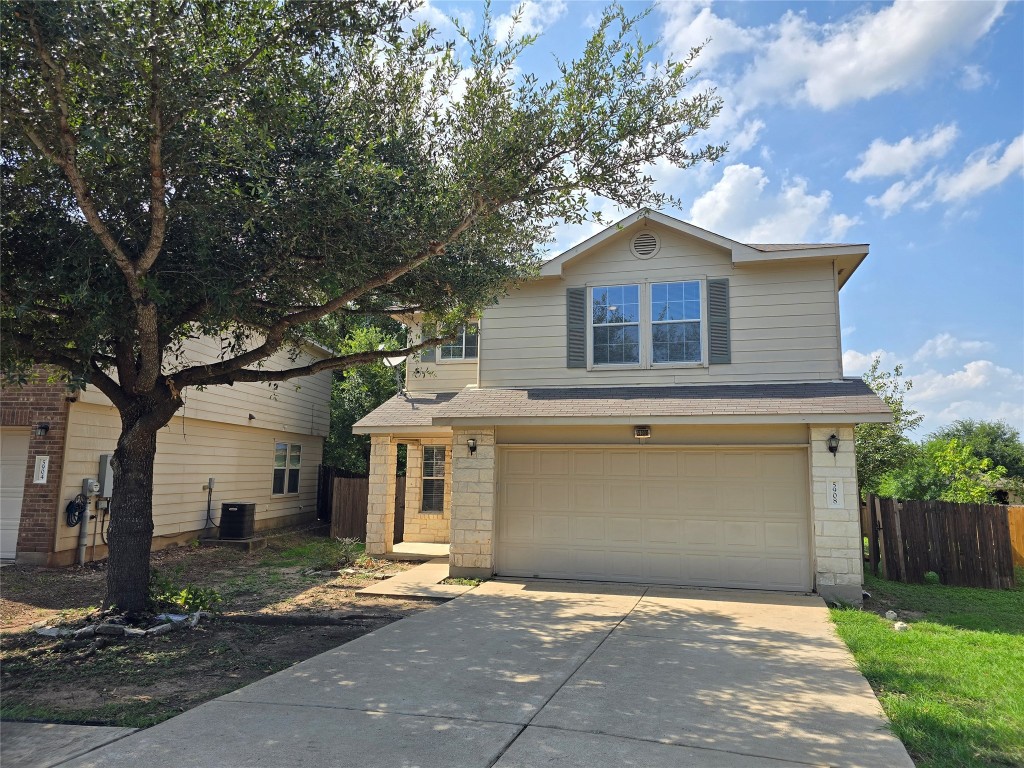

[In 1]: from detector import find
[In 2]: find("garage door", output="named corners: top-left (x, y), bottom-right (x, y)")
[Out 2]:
top-left (1, 427), bottom-right (30, 560)
top-left (495, 446), bottom-right (811, 591)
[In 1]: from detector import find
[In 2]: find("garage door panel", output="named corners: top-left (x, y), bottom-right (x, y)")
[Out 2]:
top-left (608, 550), bottom-right (644, 578)
top-left (644, 518), bottom-right (681, 545)
top-left (1, 428), bottom-right (30, 560)
top-left (719, 452), bottom-right (758, 478)
top-left (503, 512), bottom-right (535, 541)
top-left (682, 519), bottom-right (718, 546)
top-left (505, 451), bottom-right (536, 476)
top-left (763, 484), bottom-right (803, 514)
top-left (572, 515), bottom-right (606, 542)
top-left (538, 482), bottom-right (570, 511)
top-left (644, 451), bottom-right (678, 477)
top-left (608, 482), bottom-right (640, 509)
top-left (607, 517), bottom-right (641, 543)
top-left (572, 451), bottom-right (605, 475)
top-left (644, 483), bottom-right (679, 511)
top-left (722, 521), bottom-right (761, 549)
top-left (502, 480), bottom-right (536, 509)
top-left (720, 484), bottom-right (759, 514)
top-left (539, 515), bottom-right (570, 542)
top-left (764, 521), bottom-right (806, 552)
top-left (496, 446), bottom-right (811, 591)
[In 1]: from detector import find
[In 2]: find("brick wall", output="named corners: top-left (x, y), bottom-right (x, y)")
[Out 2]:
top-left (401, 438), bottom-right (452, 544)
top-left (449, 428), bottom-right (495, 577)
top-left (1, 368), bottom-right (72, 564)
top-left (809, 426), bottom-right (863, 605)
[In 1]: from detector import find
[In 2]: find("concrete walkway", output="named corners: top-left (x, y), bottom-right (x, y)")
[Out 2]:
top-left (0, 722), bottom-right (136, 767)
top-left (357, 557), bottom-right (473, 599)
top-left (57, 580), bottom-right (913, 768)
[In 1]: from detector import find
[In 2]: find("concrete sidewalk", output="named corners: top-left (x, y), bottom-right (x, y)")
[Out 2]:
top-left (56, 580), bottom-right (913, 768)
top-left (0, 722), bottom-right (136, 767)
top-left (357, 557), bottom-right (473, 599)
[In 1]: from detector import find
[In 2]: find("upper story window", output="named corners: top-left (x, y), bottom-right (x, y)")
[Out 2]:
top-left (273, 442), bottom-right (301, 495)
top-left (439, 323), bottom-right (479, 361)
top-left (651, 281), bottom-right (702, 363)
top-left (591, 285), bottom-right (640, 365)
top-left (589, 282), bottom-right (705, 368)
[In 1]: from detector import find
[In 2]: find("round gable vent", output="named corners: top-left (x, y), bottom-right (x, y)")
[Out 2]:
top-left (630, 231), bottom-right (660, 259)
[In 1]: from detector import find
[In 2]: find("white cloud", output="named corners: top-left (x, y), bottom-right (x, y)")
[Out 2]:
top-left (843, 348), bottom-right (1024, 433)
top-left (661, 1), bottom-right (1006, 115)
top-left (660, 0), bottom-right (760, 70)
top-left (959, 64), bottom-right (991, 91)
top-left (913, 333), bottom-right (994, 362)
top-left (827, 213), bottom-right (861, 241)
top-left (493, 0), bottom-right (567, 42)
top-left (688, 163), bottom-right (853, 242)
top-left (933, 134), bottom-right (1024, 204)
top-left (729, 118), bottom-right (765, 155)
top-left (865, 171), bottom-right (936, 217)
top-left (846, 124), bottom-right (959, 182)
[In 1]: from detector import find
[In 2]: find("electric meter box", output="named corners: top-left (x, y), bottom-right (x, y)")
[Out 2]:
top-left (98, 454), bottom-right (114, 498)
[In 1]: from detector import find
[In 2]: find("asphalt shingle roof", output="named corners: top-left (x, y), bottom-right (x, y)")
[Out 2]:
top-left (353, 379), bottom-right (889, 429)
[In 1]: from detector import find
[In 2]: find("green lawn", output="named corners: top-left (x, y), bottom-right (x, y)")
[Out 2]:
top-left (831, 570), bottom-right (1024, 768)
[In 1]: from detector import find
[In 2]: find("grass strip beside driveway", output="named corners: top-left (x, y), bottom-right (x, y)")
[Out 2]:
top-left (832, 571), bottom-right (1024, 768)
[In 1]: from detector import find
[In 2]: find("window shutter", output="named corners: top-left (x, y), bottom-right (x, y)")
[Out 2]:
top-left (419, 323), bottom-right (436, 363)
top-left (707, 278), bottom-right (731, 365)
top-left (566, 287), bottom-right (587, 368)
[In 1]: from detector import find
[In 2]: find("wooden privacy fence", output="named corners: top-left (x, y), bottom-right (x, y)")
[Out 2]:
top-left (863, 495), bottom-right (1016, 589)
top-left (328, 475), bottom-right (406, 542)
top-left (1010, 506), bottom-right (1024, 567)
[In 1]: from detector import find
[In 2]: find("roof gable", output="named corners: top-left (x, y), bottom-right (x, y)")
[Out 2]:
top-left (540, 210), bottom-right (869, 288)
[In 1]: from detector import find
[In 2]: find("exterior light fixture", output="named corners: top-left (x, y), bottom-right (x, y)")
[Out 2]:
top-left (826, 433), bottom-right (840, 455)
top-left (34, 422), bottom-right (50, 437)
top-left (248, 413), bottom-right (256, 421)
top-left (467, 438), bottom-right (477, 455)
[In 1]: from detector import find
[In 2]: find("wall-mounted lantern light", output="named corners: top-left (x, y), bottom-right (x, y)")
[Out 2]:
top-left (467, 438), bottom-right (477, 455)
top-left (826, 433), bottom-right (840, 455)
top-left (248, 413), bottom-right (256, 421)
top-left (34, 422), bottom-right (50, 437)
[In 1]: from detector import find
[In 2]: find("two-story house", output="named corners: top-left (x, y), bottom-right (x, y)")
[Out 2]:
top-left (353, 211), bottom-right (890, 604)
top-left (0, 338), bottom-right (333, 565)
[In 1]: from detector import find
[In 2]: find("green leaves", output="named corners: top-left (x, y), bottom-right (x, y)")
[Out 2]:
top-left (855, 359), bottom-right (924, 496)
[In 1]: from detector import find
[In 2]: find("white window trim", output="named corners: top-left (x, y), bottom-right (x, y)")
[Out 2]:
top-left (437, 322), bottom-right (479, 364)
top-left (421, 445), bottom-right (446, 513)
top-left (272, 441), bottom-right (302, 496)
top-left (586, 280), bottom-right (709, 371)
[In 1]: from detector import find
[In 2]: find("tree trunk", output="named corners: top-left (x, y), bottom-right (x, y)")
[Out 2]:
top-left (104, 399), bottom-right (170, 613)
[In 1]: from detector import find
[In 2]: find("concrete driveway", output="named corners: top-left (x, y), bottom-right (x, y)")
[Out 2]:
top-left (62, 580), bottom-right (913, 768)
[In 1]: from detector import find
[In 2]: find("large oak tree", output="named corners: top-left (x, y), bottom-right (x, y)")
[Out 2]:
top-left (2, 0), bottom-right (724, 611)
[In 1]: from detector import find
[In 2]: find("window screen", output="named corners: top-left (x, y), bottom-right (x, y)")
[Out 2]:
top-left (422, 446), bottom-right (446, 512)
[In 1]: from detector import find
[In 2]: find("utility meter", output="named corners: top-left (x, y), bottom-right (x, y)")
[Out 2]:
top-left (82, 478), bottom-right (101, 496)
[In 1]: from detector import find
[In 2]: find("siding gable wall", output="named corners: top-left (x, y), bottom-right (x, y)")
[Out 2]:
top-left (480, 225), bottom-right (841, 387)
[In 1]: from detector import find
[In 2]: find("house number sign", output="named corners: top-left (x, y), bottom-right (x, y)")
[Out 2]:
top-left (826, 478), bottom-right (844, 509)
top-left (33, 455), bottom-right (50, 484)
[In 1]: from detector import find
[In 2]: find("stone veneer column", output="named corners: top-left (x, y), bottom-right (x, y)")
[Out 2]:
top-left (449, 427), bottom-right (495, 578)
top-left (809, 426), bottom-right (863, 605)
top-left (364, 435), bottom-right (397, 556)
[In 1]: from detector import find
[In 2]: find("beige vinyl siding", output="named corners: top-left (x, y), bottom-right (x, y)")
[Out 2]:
top-left (77, 336), bottom-right (332, 436)
top-left (479, 226), bottom-right (841, 387)
top-left (496, 424), bottom-right (808, 446)
top-left (55, 402), bottom-right (322, 552)
top-left (405, 324), bottom-right (478, 393)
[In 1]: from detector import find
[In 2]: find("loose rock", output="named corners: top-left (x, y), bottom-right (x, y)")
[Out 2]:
top-left (148, 623), bottom-right (173, 636)
top-left (893, 621), bottom-right (909, 632)
top-left (885, 610), bottom-right (898, 621)
top-left (96, 623), bottom-right (126, 636)
top-left (124, 627), bottom-right (147, 637)
top-left (74, 625), bottom-right (97, 639)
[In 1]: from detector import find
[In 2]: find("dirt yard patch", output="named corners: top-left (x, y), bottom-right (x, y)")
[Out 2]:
top-left (0, 528), bottom-right (443, 727)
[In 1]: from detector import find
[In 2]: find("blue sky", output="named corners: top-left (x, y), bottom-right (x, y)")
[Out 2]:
top-left (417, 0), bottom-right (1024, 436)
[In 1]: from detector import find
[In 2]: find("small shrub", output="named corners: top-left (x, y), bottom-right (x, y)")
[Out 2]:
top-left (149, 570), bottom-right (222, 614)
top-left (923, 571), bottom-right (941, 585)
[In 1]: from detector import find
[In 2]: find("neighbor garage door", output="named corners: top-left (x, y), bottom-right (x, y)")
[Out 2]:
top-left (495, 446), bottom-right (811, 591)
top-left (0, 427), bottom-right (30, 560)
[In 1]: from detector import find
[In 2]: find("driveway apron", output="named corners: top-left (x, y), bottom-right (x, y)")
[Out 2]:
top-left (60, 580), bottom-right (913, 768)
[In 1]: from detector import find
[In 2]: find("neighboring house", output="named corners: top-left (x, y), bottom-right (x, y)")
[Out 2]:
top-left (0, 337), bottom-right (333, 565)
top-left (354, 211), bottom-right (891, 604)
